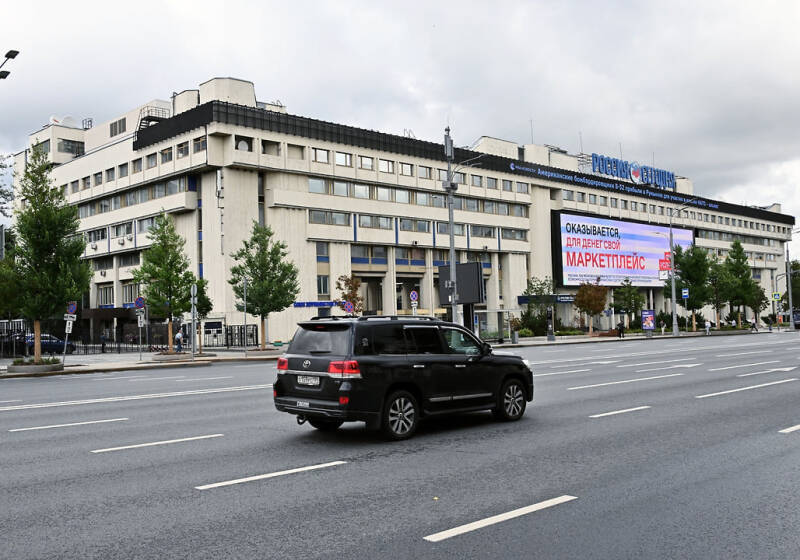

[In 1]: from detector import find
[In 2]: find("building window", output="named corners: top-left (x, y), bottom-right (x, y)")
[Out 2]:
top-left (193, 136), bottom-right (207, 153)
top-left (262, 140), bottom-right (280, 155)
top-left (465, 198), bottom-right (479, 212)
top-left (379, 159), bottom-right (394, 173)
top-left (400, 162), bottom-right (413, 176)
top-left (610, 198), bottom-right (618, 208)
top-left (620, 200), bottom-right (628, 210)
top-left (353, 184), bottom-right (370, 199)
top-left (438, 169), bottom-right (448, 181)
top-left (118, 163), bottom-right (129, 178)
top-left (70, 180), bottom-right (79, 194)
top-left (486, 177), bottom-right (497, 189)
top-left (130, 159), bottom-right (141, 174)
top-left (432, 194), bottom-right (446, 208)
top-left (418, 166), bottom-right (432, 179)
top-left (503, 180), bottom-right (513, 192)
top-left (436, 222), bottom-right (465, 236)
top-left (111, 196), bottom-right (121, 210)
top-left (332, 181), bottom-right (348, 196)
top-left (57, 139), bottom-right (85, 156)
top-left (453, 172), bottom-right (465, 184)
top-left (87, 228), bottom-right (107, 243)
top-left (122, 282), bottom-right (139, 304)
top-left (317, 275), bottom-right (330, 298)
top-left (146, 153), bottom-right (157, 168)
top-left (309, 210), bottom-right (350, 226)
top-left (316, 242), bottom-right (329, 257)
top-left (335, 152), bottom-right (352, 167)
top-left (161, 147), bottom-right (173, 163)
top-left (415, 192), bottom-right (429, 206)
top-left (377, 187), bottom-right (393, 201)
top-left (109, 118), bottom-right (126, 137)
top-left (359, 156), bottom-right (373, 170)
top-left (308, 178), bottom-right (327, 194)
top-left (235, 135), bottom-right (253, 152)
top-left (472, 225), bottom-right (495, 238)
top-left (176, 142), bottom-right (189, 158)
top-left (359, 215), bottom-right (393, 229)
top-left (138, 217), bottom-right (155, 233)
top-left (512, 204), bottom-right (527, 217)
top-left (312, 148), bottom-right (329, 163)
top-left (119, 253), bottom-right (140, 267)
top-left (97, 283), bottom-right (114, 306)
top-left (562, 189), bottom-right (574, 201)
top-left (588, 194), bottom-right (597, 204)
top-left (470, 175), bottom-right (482, 187)
top-left (576, 192), bottom-right (586, 202)
top-left (106, 168), bottom-right (115, 182)
top-left (598, 196), bottom-right (607, 206)
top-left (516, 182), bottom-right (529, 193)
top-left (395, 189), bottom-right (410, 204)
top-left (501, 228), bottom-right (527, 241)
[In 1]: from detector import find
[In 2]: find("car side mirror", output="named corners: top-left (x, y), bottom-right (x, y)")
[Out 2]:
top-left (481, 342), bottom-right (492, 355)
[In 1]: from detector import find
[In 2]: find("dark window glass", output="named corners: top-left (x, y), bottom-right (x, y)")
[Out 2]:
top-left (289, 325), bottom-right (350, 356)
top-left (406, 327), bottom-right (443, 354)
top-left (355, 324), bottom-right (407, 355)
top-left (441, 328), bottom-right (481, 355)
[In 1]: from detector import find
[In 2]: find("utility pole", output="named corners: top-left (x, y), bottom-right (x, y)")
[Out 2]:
top-left (787, 246), bottom-right (795, 331)
top-left (243, 277), bottom-right (248, 357)
top-left (443, 127), bottom-right (460, 326)
top-left (668, 208), bottom-right (680, 336)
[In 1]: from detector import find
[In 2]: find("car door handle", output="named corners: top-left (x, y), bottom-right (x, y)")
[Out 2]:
top-left (454, 364), bottom-right (467, 368)
top-left (413, 364), bottom-right (425, 369)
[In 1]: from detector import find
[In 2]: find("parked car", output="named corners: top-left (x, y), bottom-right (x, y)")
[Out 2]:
top-left (26, 334), bottom-right (75, 354)
top-left (273, 316), bottom-right (534, 440)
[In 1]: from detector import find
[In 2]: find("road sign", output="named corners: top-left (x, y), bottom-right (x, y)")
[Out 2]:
top-left (138, 315), bottom-right (145, 328)
top-left (65, 321), bottom-right (73, 334)
top-left (343, 301), bottom-right (354, 314)
top-left (191, 283), bottom-right (197, 297)
top-left (66, 301), bottom-right (77, 314)
top-left (658, 270), bottom-right (669, 281)
top-left (411, 300), bottom-right (418, 308)
top-left (135, 296), bottom-right (145, 309)
top-left (681, 288), bottom-right (689, 299)
top-left (64, 313), bottom-right (77, 321)
top-left (135, 307), bottom-right (146, 316)
top-left (772, 292), bottom-right (781, 301)
top-left (409, 290), bottom-right (419, 302)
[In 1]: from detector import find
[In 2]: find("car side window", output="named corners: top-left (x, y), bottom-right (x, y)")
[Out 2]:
top-left (405, 327), bottom-right (444, 354)
top-left (355, 324), bottom-right (407, 355)
top-left (441, 327), bottom-right (481, 355)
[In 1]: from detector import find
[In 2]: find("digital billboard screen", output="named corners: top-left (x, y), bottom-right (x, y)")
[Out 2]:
top-left (557, 212), bottom-right (693, 287)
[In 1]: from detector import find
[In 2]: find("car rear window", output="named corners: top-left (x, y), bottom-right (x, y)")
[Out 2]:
top-left (289, 324), bottom-right (351, 356)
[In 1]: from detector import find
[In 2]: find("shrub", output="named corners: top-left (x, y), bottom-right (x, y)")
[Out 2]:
top-left (518, 328), bottom-right (534, 338)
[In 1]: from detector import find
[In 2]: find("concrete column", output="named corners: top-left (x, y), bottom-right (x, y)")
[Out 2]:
top-left (486, 253), bottom-right (501, 332)
top-left (382, 247), bottom-right (397, 315)
top-left (421, 248), bottom-right (435, 314)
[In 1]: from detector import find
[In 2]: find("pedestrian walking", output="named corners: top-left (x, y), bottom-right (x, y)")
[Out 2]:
top-left (100, 333), bottom-right (106, 353)
top-left (704, 319), bottom-right (711, 336)
top-left (617, 320), bottom-right (625, 339)
top-left (175, 330), bottom-right (183, 353)
top-left (659, 320), bottom-right (665, 335)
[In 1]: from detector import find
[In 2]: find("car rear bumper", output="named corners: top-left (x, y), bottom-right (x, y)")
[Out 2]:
top-left (274, 397), bottom-right (379, 423)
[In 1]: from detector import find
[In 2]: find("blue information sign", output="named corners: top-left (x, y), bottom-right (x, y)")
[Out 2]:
top-left (681, 288), bottom-right (689, 299)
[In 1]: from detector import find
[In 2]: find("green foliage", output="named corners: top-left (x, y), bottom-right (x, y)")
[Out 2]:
top-left (724, 240), bottom-right (757, 313)
top-left (194, 277), bottom-right (213, 320)
top-left (229, 222), bottom-right (299, 319)
top-left (673, 245), bottom-right (712, 312)
top-left (1, 153), bottom-right (13, 218)
top-left (518, 328), bottom-right (534, 338)
top-left (612, 278), bottom-right (646, 322)
top-left (520, 276), bottom-right (555, 335)
top-left (707, 258), bottom-right (733, 324)
top-left (13, 143), bottom-right (90, 325)
top-left (336, 274), bottom-right (364, 315)
top-left (133, 213), bottom-right (195, 321)
top-left (746, 284), bottom-right (768, 317)
top-left (781, 260), bottom-right (800, 311)
top-left (13, 356), bottom-right (61, 365)
top-left (0, 250), bottom-right (20, 319)
top-left (574, 281), bottom-right (607, 316)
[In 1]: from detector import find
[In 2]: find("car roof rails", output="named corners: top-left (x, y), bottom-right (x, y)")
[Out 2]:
top-left (356, 315), bottom-right (438, 321)
top-left (309, 316), bottom-right (349, 321)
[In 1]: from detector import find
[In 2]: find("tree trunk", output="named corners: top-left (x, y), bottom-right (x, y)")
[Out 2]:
top-left (167, 320), bottom-right (174, 354)
top-left (198, 321), bottom-right (203, 355)
top-left (260, 317), bottom-right (266, 351)
top-left (692, 311), bottom-right (696, 332)
top-left (737, 310), bottom-right (742, 329)
top-left (588, 315), bottom-right (593, 336)
top-left (34, 319), bottom-right (42, 364)
top-left (715, 308), bottom-right (720, 331)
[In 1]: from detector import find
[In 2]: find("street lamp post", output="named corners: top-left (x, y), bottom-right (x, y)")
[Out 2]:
top-left (787, 246), bottom-right (795, 331)
top-left (0, 50), bottom-right (20, 80)
top-left (668, 207), bottom-right (681, 336)
top-left (443, 127), bottom-right (460, 326)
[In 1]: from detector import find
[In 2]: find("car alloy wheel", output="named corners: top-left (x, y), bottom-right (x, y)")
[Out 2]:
top-left (382, 390), bottom-right (418, 440)
top-left (495, 379), bottom-right (526, 421)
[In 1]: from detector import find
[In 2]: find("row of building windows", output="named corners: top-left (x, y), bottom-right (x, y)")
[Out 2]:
top-left (90, 252), bottom-right (140, 269)
top-left (696, 229), bottom-right (781, 247)
top-left (308, 178), bottom-right (528, 217)
top-left (308, 210), bottom-right (528, 241)
top-left (96, 281), bottom-right (139, 306)
top-left (77, 177), bottom-right (186, 219)
top-left (561, 188), bottom-right (789, 235)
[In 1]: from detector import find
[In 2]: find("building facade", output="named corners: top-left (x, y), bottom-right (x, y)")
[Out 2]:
top-left (12, 77), bottom-right (795, 341)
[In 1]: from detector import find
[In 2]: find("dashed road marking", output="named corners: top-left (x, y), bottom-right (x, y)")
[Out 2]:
top-left (9, 417), bottom-right (129, 432)
top-left (91, 433), bottom-right (223, 453)
top-left (589, 406), bottom-right (651, 418)
top-left (196, 460), bottom-right (348, 490)
top-left (695, 378), bottom-right (798, 399)
top-left (568, 373), bottom-right (683, 391)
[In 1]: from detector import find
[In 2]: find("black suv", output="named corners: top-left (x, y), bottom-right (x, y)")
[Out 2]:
top-left (273, 316), bottom-right (534, 440)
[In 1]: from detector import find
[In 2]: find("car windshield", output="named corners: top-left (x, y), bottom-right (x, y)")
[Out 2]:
top-left (289, 324), bottom-right (351, 355)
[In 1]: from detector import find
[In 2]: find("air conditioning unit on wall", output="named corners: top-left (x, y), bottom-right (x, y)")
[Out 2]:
top-left (90, 242), bottom-right (97, 249)
top-left (99, 270), bottom-right (106, 277)
top-left (126, 234), bottom-right (133, 241)
top-left (118, 238), bottom-right (125, 245)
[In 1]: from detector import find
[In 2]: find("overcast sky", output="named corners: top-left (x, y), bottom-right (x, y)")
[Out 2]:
top-left (2, 1), bottom-right (798, 248)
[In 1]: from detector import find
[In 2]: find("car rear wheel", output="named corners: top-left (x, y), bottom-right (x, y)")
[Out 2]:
top-left (493, 378), bottom-right (526, 421)
top-left (308, 419), bottom-right (344, 431)
top-left (382, 390), bottom-right (419, 440)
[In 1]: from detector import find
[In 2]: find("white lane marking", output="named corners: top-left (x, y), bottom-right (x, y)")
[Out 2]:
top-left (568, 373), bottom-right (684, 391)
top-left (0, 384), bottom-right (273, 412)
top-left (423, 495), bottom-right (578, 543)
top-left (534, 369), bottom-right (591, 377)
top-left (589, 406), bottom-right (651, 418)
top-left (196, 460), bottom-right (348, 490)
top-left (695, 378), bottom-right (798, 399)
top-left (715, 350), bottom-right (771, 357)
top-left (128, 376), bottom-right (186, 381)
top-left (617, 358), bottom-right (695, 368)
top-left (0, 400), bottom-right (22, 403)
top-left (635, 364), bottom-right (700, 373)
top-left (779, 424), bottom-right (800, 434)
top-left (94, 375), bottom-right (147, 381)
top-left (9, 418), bottom-right (129, 432)
top-left (738, 366), bottom-right (797, 378)
top-left (709, 361), bottom-right (781, 371)
top-left (91, 433), bottom-right (223, 453)
top-left (175, 376), bottom-right (234, 382)
top-left (545, 361), bottom-right (617, 369)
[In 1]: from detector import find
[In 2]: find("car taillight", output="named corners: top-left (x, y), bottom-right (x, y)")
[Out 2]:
top-left (327, 360), bottom-right (361, 378)
top-left (273, 389), bottom-right (277, 397)
top-left (339, 396), bottom-right (349, 405)
top-left (277, 357), bottom-right (288, 370)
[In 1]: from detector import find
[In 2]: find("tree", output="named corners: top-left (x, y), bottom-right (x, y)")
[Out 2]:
top-left (132, 213), bottom-right (195, 353)
top-left (746, 284), bottom-right (768, 324)
top-left (673, 245), bottom-right (712, 331)
top-left (13, 144), bottom-right (91, 363)
top-left (780, 260), bottom-right (800, 314)
top-left (194, 277), bottom-right (213, 355)
top-left (1, 153), bottom-right (13, 218)
top-left (612, 278), bottom-right (645, 327)
top-left (336, 274), bottom-right (364, 316)
top-left (724, 240), bottom-right (757, 326)
top-left (574, 280), bottom-right (608, 335)
top-left (707, 258), bottom-right (733, 329)
top-left (520, 275), bottom-right (554, 335)
top-left (229, 223), bottom-right (299, 350)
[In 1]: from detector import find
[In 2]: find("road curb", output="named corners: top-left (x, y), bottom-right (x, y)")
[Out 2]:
top-left (496, 329), bottom-right (775, 348)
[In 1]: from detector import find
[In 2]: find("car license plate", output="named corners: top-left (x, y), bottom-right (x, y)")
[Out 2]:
top-left (297, 375), bottom-right (320, 386)
top-left (296, 401), bottom-right (310, 408)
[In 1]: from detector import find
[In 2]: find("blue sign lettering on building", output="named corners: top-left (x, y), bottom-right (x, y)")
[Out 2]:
top-left (591, 153), bottom-right (676, 190)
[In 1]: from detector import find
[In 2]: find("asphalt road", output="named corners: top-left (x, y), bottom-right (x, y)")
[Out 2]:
top-left (1, 332), bottom-right (799, 559)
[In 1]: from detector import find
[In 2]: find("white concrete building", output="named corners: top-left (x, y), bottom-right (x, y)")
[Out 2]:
top-left (12, 77), bottom-right (795, 341)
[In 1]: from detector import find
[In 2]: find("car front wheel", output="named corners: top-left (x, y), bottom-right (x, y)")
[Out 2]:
top-left (308, 419), bottom-right (344, 431)
top-left (494, 378), bottom-right (526, 421)
top-left (382, 390), bottom-right (419, 440)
